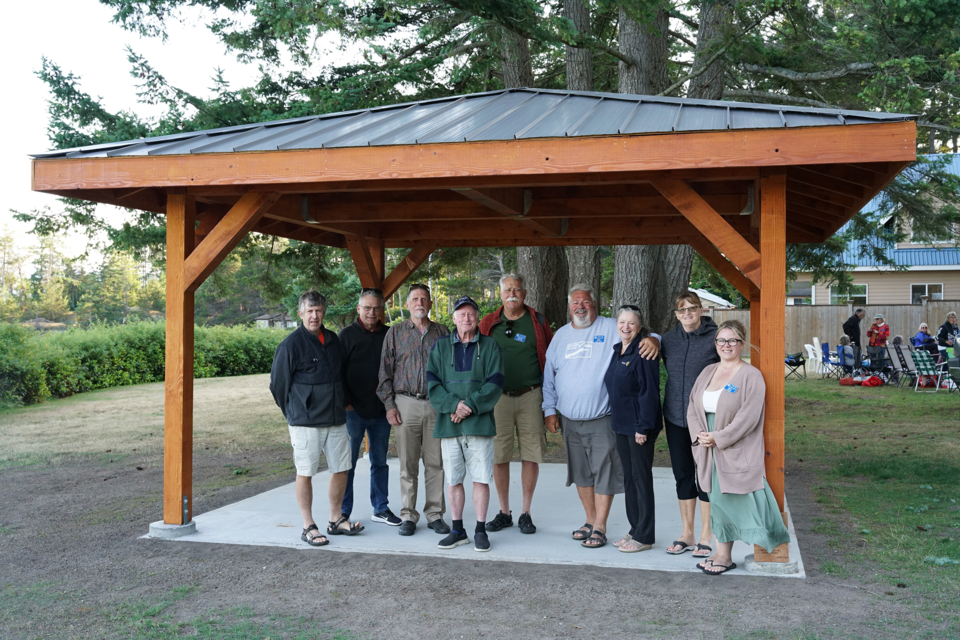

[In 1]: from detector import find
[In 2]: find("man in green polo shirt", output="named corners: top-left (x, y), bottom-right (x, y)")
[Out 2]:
top-left (479, 274), bottom-right (554, 535)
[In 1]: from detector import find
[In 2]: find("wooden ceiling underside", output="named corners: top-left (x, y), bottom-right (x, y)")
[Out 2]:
top-left (33, 122), bottom-right (916, 249)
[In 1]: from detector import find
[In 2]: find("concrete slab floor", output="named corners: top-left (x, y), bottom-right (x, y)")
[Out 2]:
top-left (145, 459), bottom-right (804, 578)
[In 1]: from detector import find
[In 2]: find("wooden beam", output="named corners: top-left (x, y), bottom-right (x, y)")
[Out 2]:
top-left (163, 194), bottom-right (195, 525)
top-left (650, 177), bottom-right (762, 288)
top-left (687, 235), bottom-right (755, 299)
top-left (455, 188), bottom-right (528, 216)
top-left (182, 191), bottom-right (281, 292)
top-left (756, 173), bottom-right (789, 563)
top-left (381, 242), bottom-right (437, 299)
top-left (33, 122), bottom-right (915, 193)
top-left (345, 235), bottom-right (383, 289)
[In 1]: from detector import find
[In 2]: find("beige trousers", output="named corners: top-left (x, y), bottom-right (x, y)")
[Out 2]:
top-left (394, 394), bottom-right (446, 523)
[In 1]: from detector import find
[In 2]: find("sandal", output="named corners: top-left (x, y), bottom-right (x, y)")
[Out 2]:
top-left (614, 533), bottom-right (632, 548)
top-left (572, 523), bottom-right (594, 541)
top-left (301, 524), bottom-right (329, 547)
top-left (666, 540), bottom-right (695, 555)
top-left (692, 543), bottom-right (712, 558)
top-left (619, 539), bottom-right (652, 553)
top-left (327, 515), bottom-right (364, 536)
top-left (702, 562), bottom-right (737, 575)
top-left (581, 530), bottom-right (607, 548)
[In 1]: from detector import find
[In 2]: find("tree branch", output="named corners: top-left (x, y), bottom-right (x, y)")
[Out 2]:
top-left (669, 29), bottom-right (697, 49)
top-left (741, 62), bottom-right (877, 82)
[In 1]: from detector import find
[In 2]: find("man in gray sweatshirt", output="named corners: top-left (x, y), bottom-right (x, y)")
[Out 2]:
top-left (542, 284), bottom-right (659, 548)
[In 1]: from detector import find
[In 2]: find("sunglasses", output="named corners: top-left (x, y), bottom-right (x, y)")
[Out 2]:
top-left (504, 320), bottom-right (515, 338)
top-left (675, 305), bottom-right (701, 315)
top-left (407, 283), bottom-right (430, 295)
top-left (361, 287), bottom-right (383, 295)
top-left (618, 304), bottom-right (641, 313)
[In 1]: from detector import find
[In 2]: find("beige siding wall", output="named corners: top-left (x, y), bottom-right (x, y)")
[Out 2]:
top-left (806, 270), bottom-right (960, 305)
top-left (708, 300), bottom-right (960, 355)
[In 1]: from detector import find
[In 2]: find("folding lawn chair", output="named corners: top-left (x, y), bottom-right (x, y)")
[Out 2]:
top-left (820, 342), bottom-right (843, 379)
top-left (890, 344), bottom-right (915, 388)
top-left (948, 357), bottom-right (960, 394)
top-left (785, 352), bottom-right (806, 380)
top-left (911, 349), bottom-right (943, 393)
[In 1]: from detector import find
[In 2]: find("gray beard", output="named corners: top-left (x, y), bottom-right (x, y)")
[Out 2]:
top-left (573, 314), bottom-right (592, 328)
top-left (411, 309), bottom-right (427, 319)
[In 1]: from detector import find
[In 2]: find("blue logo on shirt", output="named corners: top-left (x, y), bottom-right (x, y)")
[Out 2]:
top-left (593, 335), bottom-right (605, 343)
top-left (724, 384), bottom-right (739, 393)
top-left (514, 333), bottom-right (527, 343)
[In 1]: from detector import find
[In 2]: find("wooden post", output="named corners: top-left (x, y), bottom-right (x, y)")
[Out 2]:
top-left (755, 173), bottom-right (789, 563)
top-left (164, 194), bottom-right (195, 525)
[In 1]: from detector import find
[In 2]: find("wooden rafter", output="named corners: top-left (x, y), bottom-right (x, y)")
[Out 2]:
top-left (650, 177), bottom-right (762, 288)
top-left (687, 235), bottom-right (755, 299)
top-left (345, 235), bottom-right (384, 289)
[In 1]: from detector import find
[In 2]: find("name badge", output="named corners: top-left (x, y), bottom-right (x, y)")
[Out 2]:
top-left (724, 384), bottom-right (739, 394)
top-left (514, 333), bottom-right (527, 343)
top-left (593, 335), bottom-right (605, 343)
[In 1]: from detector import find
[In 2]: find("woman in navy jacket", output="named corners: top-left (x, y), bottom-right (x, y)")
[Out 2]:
top-left (603, 305), bottom-right (663, 553)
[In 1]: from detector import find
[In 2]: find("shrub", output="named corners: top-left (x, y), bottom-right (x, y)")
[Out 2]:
top-left (0, 322), bottom-right (290, 406)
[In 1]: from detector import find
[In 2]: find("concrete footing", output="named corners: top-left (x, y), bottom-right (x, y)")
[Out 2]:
top-left (744, 553), bottom-right (800, 575)
top-left (148, 520), bottom-right (197, 539)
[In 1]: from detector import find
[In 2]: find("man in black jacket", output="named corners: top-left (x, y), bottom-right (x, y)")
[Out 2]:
top-left (338, 288), bottom-right (401, 526)
top-left (270, 289), bottom-right (363, 546)
top-left (842, 308), bottom-right (865, 346)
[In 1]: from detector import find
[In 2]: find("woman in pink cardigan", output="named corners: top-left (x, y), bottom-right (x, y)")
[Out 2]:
top-left (686, 320), bottom-right (790, 575)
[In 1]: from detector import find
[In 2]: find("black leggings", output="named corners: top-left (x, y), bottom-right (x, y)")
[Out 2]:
top-left (664, 419), bottom-right (709, 503)
top-left (615, 432), bottom-right (657, 545)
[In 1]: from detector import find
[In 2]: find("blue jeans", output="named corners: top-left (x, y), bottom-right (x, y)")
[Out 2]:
top-left (341, 410), bottom-right (391, 516)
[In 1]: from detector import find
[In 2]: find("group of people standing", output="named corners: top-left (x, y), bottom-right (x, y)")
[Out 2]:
top-left (269, 276), bottom-right (790, 574)
top-left (841, 308), bottom-right (957, 365)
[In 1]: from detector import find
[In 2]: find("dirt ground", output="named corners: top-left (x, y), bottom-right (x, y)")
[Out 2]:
top-left (0, 376), bottom-right (947, 639)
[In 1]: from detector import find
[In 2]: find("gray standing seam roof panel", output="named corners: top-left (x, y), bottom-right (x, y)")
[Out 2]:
top-left (29, 88), bottom-right (917, 159)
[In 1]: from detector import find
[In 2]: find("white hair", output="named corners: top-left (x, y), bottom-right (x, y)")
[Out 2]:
top-left (567, 283), bottom-right (597, 304)
top-left (499, 273), bottom-right (525, 290)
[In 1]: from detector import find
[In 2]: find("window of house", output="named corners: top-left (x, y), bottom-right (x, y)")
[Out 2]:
top-left (829, 284), bottom-right (867, 305)
top-left (911, 283), bottom-right (943, 304)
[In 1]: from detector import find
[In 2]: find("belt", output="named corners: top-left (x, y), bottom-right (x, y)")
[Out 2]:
top-left (503, 384), bottom-right (540, 398)
top-left (398, 391), bottom-right (428, 401)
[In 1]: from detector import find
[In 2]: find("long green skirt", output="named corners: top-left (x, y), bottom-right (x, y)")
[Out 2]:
top-left (707, 413), bottom-right (791, 553)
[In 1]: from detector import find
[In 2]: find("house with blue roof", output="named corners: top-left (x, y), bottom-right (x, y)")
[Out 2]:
top-left (788, 153), bottom-right (960, 306)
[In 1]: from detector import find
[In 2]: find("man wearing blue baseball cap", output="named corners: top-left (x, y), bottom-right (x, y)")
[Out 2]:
top-left (427, 295), bottom-right (504, 552)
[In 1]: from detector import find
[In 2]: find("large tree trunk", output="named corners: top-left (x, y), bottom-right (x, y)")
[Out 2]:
top-left (501, 26), bottom-right (569, 324)
top-left (564, 0), bottom-right (602, 305)
top-left (687, 0), bottom-right (735, 101)
top-left (613, 7), bottom-right (690, 333)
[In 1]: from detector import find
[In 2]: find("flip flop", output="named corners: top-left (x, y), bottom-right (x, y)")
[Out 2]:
top-left (572, 523), bottom-right (593, 541)
top-left (666, 540), bottom-right (695, 555)
top-left (702, 562), bottom-right (737, 575)
top-left (692, 543), bottom-right (712, 558)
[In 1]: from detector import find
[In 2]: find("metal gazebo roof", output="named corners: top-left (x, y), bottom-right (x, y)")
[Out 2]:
top-left (31, 88), bottom-right (915, 159)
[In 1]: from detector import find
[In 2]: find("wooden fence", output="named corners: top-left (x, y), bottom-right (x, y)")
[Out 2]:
top-left (710, 300), bottom-right (959, 355)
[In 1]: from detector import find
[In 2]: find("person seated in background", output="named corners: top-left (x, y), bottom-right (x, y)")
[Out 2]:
top-left (913, 323), bottom-right (936, 350)
top-left (837, 335), bottom-right (856, 375)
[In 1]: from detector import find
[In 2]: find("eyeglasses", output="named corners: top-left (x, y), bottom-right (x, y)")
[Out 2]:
top-left (675, 306), bottom-right (701, 315)
top-left (360, 305), bottom-right (383, 312)
top-left (504, 320), bottom-right (515, 338)
top-left (715, 338), bottom-right (743, 346)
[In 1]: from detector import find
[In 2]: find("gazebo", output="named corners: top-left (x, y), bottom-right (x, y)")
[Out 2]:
top-left (30, 88), bottom-right (917, 565)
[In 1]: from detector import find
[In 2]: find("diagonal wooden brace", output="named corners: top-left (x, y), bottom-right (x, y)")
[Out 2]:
top-left (345, 234), bottom-right (383, 289)
top-left (381, 242), bottom-right (437, 299)
top-left (687, 235), bottom-right (757, 300)
top-left (650, 177), bottom-right (762, 288)
top-left (183, 191), bottom-right (281, 292)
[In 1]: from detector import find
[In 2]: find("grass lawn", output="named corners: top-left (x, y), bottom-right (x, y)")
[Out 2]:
top-left (783, 377), bottom-right (960, 628)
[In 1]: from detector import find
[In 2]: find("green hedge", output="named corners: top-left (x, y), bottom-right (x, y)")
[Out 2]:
top-left (0, 322), bottom-right (289, 407)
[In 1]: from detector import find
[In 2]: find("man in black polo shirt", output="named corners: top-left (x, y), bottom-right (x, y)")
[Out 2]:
top-left (338, 288), bottom-right (401, 526)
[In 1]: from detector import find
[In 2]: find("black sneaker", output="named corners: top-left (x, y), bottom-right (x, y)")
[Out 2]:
top-left (474, 532), bottom-right (491, 552)
top-left (518, 512), bottom-right (536, 534)
top-left (398, 520), bottom-right (416, 536)
top-left (437, 530), bottom-right (470, 549)
top-left (427, 518), bottom-right (451, 534)
top-left (486, 511), bottom-right (513, 532)
top-left (372, 509), bottom-right (402, 526)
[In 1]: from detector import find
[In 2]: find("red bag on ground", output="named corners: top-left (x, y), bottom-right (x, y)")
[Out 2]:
top-left (839, 377), bottom-right (856, 386)
top-left (861, 376), bottom-right (883, 387)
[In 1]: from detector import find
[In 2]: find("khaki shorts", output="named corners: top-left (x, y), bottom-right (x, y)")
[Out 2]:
top-left (441, 435), bottom-right (494, 486)
top-left (288, 424), bottom-right (351, 476)
top-left (493, 387), bottom-right (547, 464)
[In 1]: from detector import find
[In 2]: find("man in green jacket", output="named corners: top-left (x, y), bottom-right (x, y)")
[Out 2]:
top-left (427, 295), bottom-right (504, 552)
